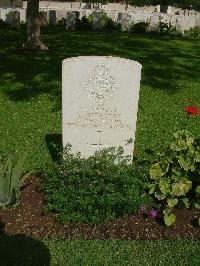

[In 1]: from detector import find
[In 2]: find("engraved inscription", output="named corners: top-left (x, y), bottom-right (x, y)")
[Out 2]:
top-left (66, 107), bottom-right (128, 128)
top-left (66, 63), bottom-right (128, 129)
top-left (85, 63), bottom-right (116, 104)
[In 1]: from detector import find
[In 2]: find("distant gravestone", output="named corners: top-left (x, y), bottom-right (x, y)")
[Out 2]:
top-left (121, 13), bottom-right (131, 32)
top-left (195, 16), bottom-right (200, 27)
top-left (149, 15), bottom-right (160, 31)
top-left (62, 56), bottom-right (142, 159)
top-left (92, 12), bottom-right (105, 30)
top-left (39, 11), bottom-right (48, 27)
top-left (66, 11), bottom-right (79, 31)
top-left (176, 17), bottom-right (185, 35)
top-left (19, 8), bottom-right (26, 23)
top-left (117, 12), bottom-right (123, 24)
top-left (49, 10), bottom-right (57, 24)
top-left (11, 10), bottom-right (20, 28)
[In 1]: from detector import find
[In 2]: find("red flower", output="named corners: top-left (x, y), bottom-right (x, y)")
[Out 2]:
top-left (185, 106), bottom-right (199, 116)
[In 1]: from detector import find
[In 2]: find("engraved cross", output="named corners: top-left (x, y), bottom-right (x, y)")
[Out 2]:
top-left (88, 130), bottom-right (109, 150)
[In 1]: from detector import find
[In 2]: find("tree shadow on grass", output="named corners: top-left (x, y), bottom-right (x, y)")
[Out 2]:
top-left (0, 27), bottom-right (200, 107)
top-left (0, 219), bottom-right (50, 266)
top-left (0, 235), bottom-right (51, 266)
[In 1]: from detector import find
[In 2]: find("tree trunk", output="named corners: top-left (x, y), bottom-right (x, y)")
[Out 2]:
top-left (23, 0), bottom-right (48, 50)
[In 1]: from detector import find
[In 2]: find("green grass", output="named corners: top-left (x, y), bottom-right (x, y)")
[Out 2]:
top-left (0, 236), bottom-right (200, 265)
top-left (0, 26), bottom-right (200, 171)
top-left (0, 26), bottom-right (200, 265)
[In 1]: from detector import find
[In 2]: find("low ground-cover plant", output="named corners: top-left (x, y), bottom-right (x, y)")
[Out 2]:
top-left (148, 130), bottom-right (200, 226)
top-left (43, 145), bottom-right (153, 224)
top-left (130, 22), bottom-right (149, 34)
top-left (0, 152), bottom-right (28, 208)
top-left (185, 26), bottom-right (200, 38)
top-left (158, 21), bottom-right (175, 35)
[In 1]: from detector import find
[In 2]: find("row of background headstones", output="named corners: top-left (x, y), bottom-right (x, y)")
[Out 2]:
top-left (21, 1), bottom-right (200, 17)
top-left (0, 7), bottom-right (200, 33)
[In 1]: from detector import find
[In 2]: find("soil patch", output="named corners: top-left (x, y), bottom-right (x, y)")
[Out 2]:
top-left (0, 175), bottom-right (199, 240)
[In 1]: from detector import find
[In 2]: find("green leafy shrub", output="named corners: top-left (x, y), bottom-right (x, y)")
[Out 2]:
top-left (87, 11), bottom-right (118, 31)
top-left (104, 18), bottom-right (120, 31)
top-left (43, 145), bottom-right (153, 224)
top-left (185, 26), bottom-right (200, 38)
top-left (0, 19), bottom-right (9, 29)
top-left (158, 21), bottom-right (175, 35)
top-left (0, 152), bottom-right (28, 208)
top-left (148, 130), bottom-right (200, 226)
top-left (79, 16), bottom-right (92, 30)
top-left (56, 18), bottom-right (66, 26)
top-left (130, 22), bottom-right (149, 34)
top-left (195, 185), bottom-right (200, 209)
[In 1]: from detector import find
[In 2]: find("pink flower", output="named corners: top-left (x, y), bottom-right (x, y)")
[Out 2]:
top-left (149, 210), bottom-right (158, 219)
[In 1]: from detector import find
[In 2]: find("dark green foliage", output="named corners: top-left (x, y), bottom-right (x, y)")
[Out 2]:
top-left (185, 26), bottom-right (200, 38)
top-left (104, 18), bottom-right (120, 31)
top-left (130, 22), bottom-right (149, 33)
top-left (56, 17), bottom-right (66, 26)
top-left (158, 21), bottom-right (175, 35)
top-left (43, 145), bottom-right (153, 224)
top-left (0, 19), bottom-right (9, 29)
top-left (129, 0), bottom-right (200, 11)
top-left (79, 16), bottom-right (92, 30)
top-left (0, 152), bottom-right (28, 208)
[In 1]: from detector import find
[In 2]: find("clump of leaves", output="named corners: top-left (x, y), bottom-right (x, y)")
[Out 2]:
top-left (185, 26), bottom-right (200, 39)
top-left (148, 130), bottom-right (200, 226)
top-left (158, 21), bottom-right (175, 35)
top-left (0, 152), bottom-right (28, 208)
top-left (130, 22), bottom-right (149, 34)
top-left (43, 145), bottom-right (153, 224)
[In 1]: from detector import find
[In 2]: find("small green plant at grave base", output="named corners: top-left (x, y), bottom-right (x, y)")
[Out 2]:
top-left (56, 18), bottom-right (66, 26)
top-left (87, 11), bottom-right (112, 30)
top-left (104, 18), bottom-right (120, 31)
top-left (158, 21), bottom-right (175, 35)
top-left (185, 26), bottom-right (200, 39)
top-left (0, 152), bottom-right (28, 208)
top-left (43, 144), bottom-right (153, 224)
top-left (195, 186), bottom-right (200, 226)
top-left (0, 19), bottom-right (9, 29)
top-left (79, 16), bottom-right (92, 30)
top-left (148, 130), bottom-right (200, 226)
top-left (130, 22), bottom-right (149, 34)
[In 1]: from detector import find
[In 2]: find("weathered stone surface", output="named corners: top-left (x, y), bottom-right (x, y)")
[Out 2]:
top-left (62, 56), bottom-right (142, 159)
top-left (92, 11), bottom-right (105, 30)
top-left (149, 14), bottom-right (160, 31)
top-left (176, 17), bottom-right (185, 35)
top-left (66, 11), bottom-right (79, 31)
top-left (121, 13), bottom-right (131, 32)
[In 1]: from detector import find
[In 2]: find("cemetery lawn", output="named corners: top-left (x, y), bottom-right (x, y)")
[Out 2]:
top-left (0, 236), bottom-right (200, 266)
top-left (0, 26), bottom-right (200, 259)
top-left (0, 27), bottom-right (200, 172)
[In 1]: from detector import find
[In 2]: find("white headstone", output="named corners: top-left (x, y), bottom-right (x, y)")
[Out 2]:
top-left (176, 17), bottom-right (185, 35)
top-left (66, 11), bottom-right (79, 31)
top-left (149, 15), bottom-right (160, 31)
top-left (121, 13), bottom-right (131, 32)
top-left (62, 56), bottom-right (142, 159)
top-left (48, 10), bottom-right (57, 24)
top-left (19, 8), bottom-right (26, 23)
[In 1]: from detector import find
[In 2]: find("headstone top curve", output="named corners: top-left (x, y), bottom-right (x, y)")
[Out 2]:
top-left (62, 56), bottom-right (142, 69)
